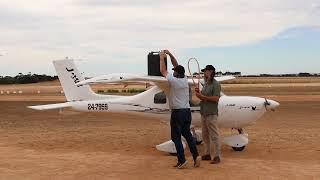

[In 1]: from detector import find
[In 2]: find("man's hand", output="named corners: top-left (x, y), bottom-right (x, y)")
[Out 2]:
top-left (163, 49), bottom-right (171, 55)
top-left (196, 92), bottom-right (205, 101)
top-left (195, 86), bottom-right (200, 93)
top-left (161, 49), bottom-right (178, 68)
top-left (159, 51), bottom-right (166, 59)
top-left (159, 51), bottom-right (168, 77)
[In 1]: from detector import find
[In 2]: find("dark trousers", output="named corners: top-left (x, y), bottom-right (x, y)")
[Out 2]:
top-left (171, 108), bottom-right (199, 163)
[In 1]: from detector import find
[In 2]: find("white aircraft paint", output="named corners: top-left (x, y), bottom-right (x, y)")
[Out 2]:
top-left (28, 59), bottom-right (280, 153)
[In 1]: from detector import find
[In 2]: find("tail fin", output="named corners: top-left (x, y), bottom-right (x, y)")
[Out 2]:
top-left (53, 59), bottom-right (102, 101)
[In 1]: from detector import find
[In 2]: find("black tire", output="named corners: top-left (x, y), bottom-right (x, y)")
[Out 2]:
top-left (232, 146), bottom-right (246, 151)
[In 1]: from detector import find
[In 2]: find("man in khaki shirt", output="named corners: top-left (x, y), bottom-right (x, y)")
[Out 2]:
top-left (195, 65), bottom-right (222, 164)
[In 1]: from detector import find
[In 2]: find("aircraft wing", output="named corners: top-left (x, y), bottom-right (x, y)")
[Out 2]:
top-left (28, 102), bottom-right (72, 110)
top-left (216, 75), bottom-right (235, 82)
top-left (77, 74), bottom-right (235, 86)
top-left (76, 74), bottom-right (235, 95)
top-left (77, 74), bottom-right (167, 86)
top-left (188, 75), bottom-right (235, 85)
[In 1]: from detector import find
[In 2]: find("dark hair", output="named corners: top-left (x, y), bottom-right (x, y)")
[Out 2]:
top-left (173, 65), bottom-right (185, 78)
top-left (174, 71), bottom-right (185, 78)
top-left (177, 74), bottom-right (185, 78)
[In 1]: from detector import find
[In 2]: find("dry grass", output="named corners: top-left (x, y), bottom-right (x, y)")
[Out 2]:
top-left (222, 77), bottom-right (320, 84)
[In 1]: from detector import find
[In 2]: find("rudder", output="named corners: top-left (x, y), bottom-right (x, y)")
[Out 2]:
top-left (53, 59), bottom-right (99, 101)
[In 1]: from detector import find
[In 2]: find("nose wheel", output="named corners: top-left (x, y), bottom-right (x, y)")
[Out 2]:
top-left (232, 146), bottom-right (246, 151)
top-left (231, 128), bottom-right (246, 151)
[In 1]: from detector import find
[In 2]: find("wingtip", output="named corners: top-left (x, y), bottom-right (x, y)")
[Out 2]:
top-left (27, 106), bottom-right (43, 110)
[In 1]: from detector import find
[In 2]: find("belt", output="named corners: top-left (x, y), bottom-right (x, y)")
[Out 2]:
top-left (172, 108), bottom-right (190, 112)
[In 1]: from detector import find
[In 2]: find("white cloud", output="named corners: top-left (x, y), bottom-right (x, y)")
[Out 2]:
top-left (0, 0), bottom-right (319, 75)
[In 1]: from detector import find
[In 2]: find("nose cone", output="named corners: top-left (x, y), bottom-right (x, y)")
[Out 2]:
top-left (265, 99), bottom-right (280, 111)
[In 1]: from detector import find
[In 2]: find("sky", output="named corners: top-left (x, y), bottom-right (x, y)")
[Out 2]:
top-left (0, 0), bottom-right (319, 76)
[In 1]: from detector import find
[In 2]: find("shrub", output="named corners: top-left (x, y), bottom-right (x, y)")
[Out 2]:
top-left (97, 90), bottom-right (105, 93)
top-left (127, 88), bottom-right (145, 93)
top-left (107, 89), bottom-right (119, 93)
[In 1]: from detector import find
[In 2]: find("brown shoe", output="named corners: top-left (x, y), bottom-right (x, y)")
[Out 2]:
top-left (194, 156), bottom-right (201, 168)
top-left (210, 156), bottom-right (221, 164)
top-left (201, 154), bottom-right (211, 161)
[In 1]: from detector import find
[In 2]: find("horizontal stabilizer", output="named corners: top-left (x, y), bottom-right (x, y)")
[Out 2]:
top-left (156, 140), bottom-right (186, 153)
top-left (28, 102), bottom-right (72, 110)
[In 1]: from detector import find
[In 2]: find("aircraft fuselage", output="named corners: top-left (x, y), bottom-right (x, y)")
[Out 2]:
top-left (69, 96), bottom-right (279, 129)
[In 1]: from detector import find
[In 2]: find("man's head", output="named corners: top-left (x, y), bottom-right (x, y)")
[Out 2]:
top-left (172, 65), bottom-right (185, 78)
top-left (201, 65), bottom-right (215, 82)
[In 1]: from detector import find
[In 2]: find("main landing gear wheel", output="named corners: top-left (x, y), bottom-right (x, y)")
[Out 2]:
top-left (231, 128), bottom-right (246, 151)
top-left (232, 146), bottom-right (246, 151)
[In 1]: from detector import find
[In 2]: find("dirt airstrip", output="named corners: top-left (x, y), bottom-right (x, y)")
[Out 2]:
top-left (0, 78), bottom-right (320, 180)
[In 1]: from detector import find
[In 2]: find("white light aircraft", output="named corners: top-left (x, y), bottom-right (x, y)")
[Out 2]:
top-left (28, 59), bottom-right (280, 153)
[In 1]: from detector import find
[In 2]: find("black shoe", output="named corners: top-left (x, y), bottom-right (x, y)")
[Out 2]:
top-left (201, 154), bottom-right (211, 160)
top-left (173, 160), bottom-right (188, 169)
top-left (173, 162), bottom-right (181, 168)
top-left (177, 160), bottom-right (188, 169)
top-left (210, 156), bottom-right (221, 164)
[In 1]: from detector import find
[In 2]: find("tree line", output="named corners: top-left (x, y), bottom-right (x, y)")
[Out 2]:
top-left (244, 73), bottom-right (320, 77)
top-left (0, 73), bottom-right (58, 84)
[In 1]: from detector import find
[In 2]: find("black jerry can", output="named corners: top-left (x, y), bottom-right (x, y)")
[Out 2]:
top-left (148, 51), bottom-right (167, 76)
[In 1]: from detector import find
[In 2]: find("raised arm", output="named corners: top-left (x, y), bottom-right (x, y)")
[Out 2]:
top-left (159, 51), bottom-right (168, 77)
top-left (164, 49), bottom-right (178, 68)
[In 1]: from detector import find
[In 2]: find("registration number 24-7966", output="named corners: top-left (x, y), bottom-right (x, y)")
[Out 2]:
top-left (87, 103), bottom-right (109, 111)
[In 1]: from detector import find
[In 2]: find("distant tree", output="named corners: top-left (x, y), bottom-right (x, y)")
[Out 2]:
top-left (298, 73), bottom-right (311, 77)
top-left (0, 73), bottom-right (58, 84)
top-left (0, 76), bottom-right (15, 84)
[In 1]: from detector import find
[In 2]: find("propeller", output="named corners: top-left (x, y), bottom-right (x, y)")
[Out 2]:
top-left (264, 98), bottom-right (271, 111)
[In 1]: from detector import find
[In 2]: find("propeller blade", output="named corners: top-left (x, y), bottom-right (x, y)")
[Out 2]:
top-left (264, 98), bottom-right (271, 110)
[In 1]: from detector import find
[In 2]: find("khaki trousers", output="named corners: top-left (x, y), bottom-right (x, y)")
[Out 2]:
top-left (201, 115), bottom-right (221, 157)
